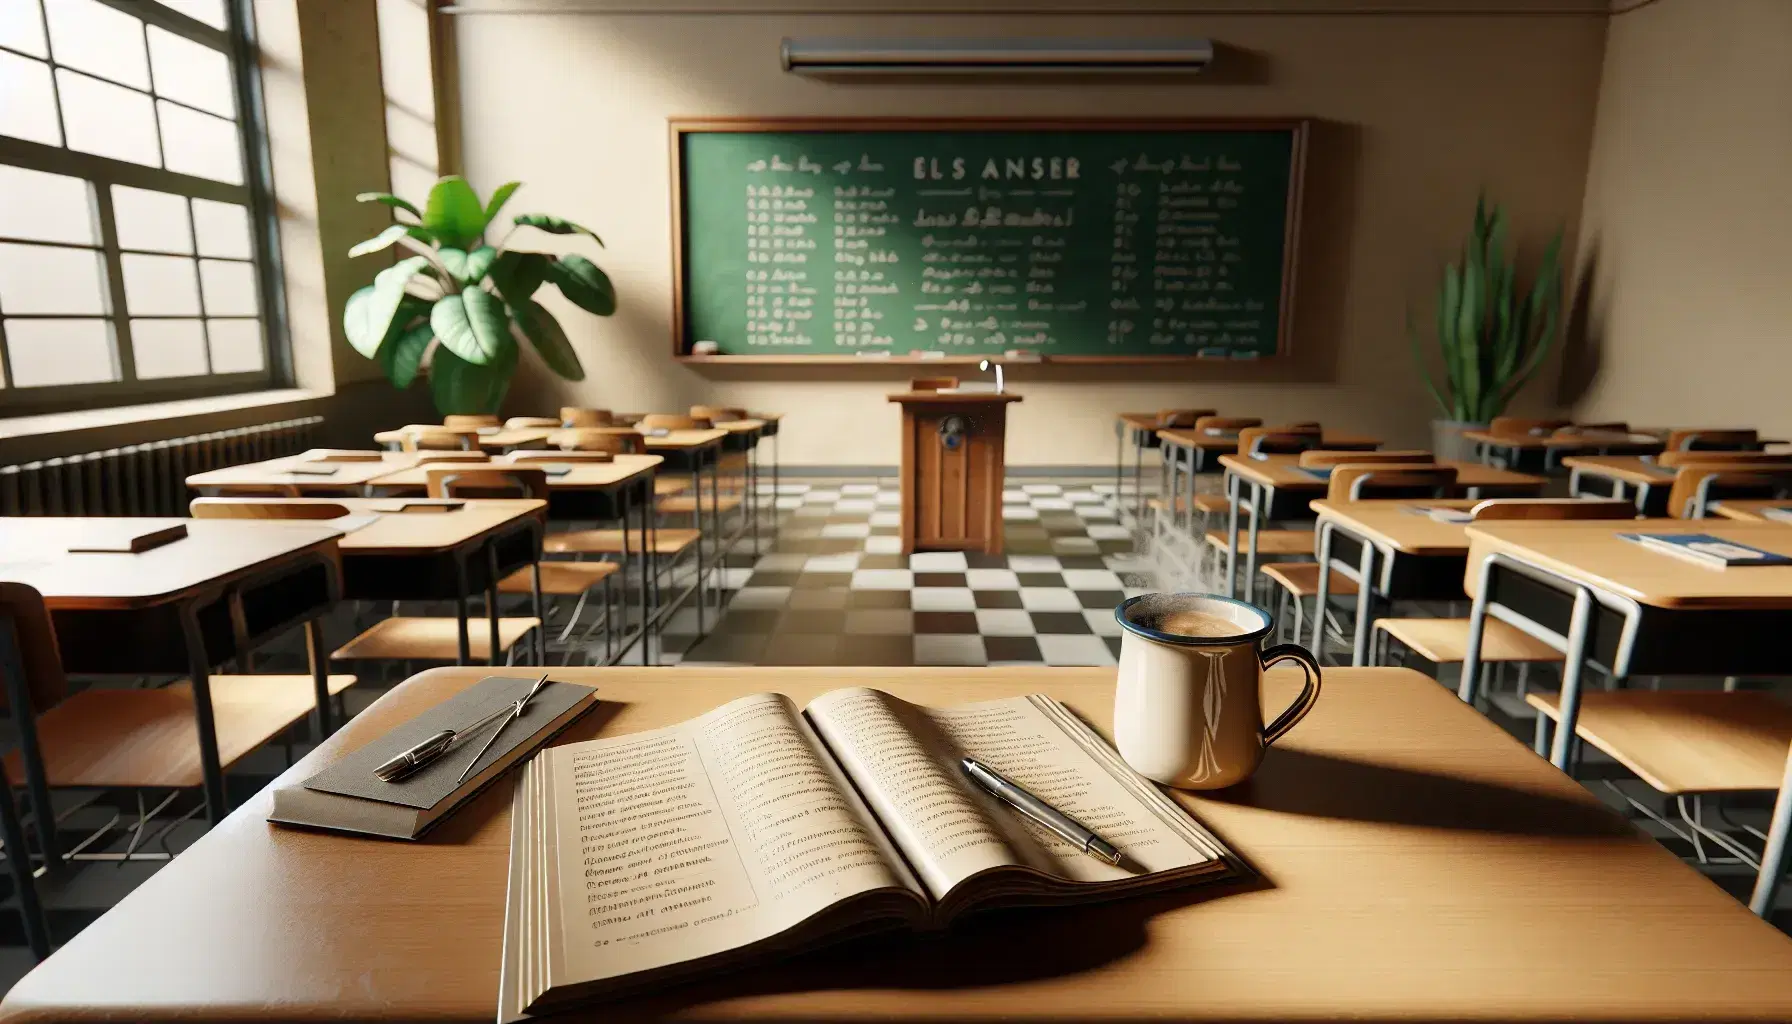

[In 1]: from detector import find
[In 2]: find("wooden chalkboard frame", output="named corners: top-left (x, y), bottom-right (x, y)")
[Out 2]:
top-left (669, 117), bottom-right (1309, 365)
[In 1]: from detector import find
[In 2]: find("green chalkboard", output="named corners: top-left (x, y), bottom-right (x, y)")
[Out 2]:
top-left (672, 119), bottom-right (1307, 363)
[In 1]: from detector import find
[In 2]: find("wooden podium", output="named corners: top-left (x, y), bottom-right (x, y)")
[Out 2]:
top-left (887, 389), bottom-right (1021, 555)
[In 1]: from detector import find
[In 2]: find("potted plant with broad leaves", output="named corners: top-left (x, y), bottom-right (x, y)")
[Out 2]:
top-left (1410, 195), bottom-right (1564, 461)
top-left (341, 176), bottom-right (615, 414)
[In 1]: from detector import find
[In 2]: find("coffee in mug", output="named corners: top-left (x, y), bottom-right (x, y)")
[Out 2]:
top-left (1113, 594), bottom-right (1322, 790)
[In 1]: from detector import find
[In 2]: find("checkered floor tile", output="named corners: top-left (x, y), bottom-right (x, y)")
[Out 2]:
top-left (668, 478), bottom-right (1151, 667)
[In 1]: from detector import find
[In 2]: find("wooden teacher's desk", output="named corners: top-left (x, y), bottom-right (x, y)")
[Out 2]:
top-left (9, 666), bottom-right (1792, 1022)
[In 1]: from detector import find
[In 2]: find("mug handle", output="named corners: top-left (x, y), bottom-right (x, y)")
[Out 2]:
top-left (1259, 643), bottom-right (1323, 746)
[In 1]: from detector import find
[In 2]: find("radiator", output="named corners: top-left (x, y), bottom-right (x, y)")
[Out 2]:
top-left (0, 416), bottom-right (323, 516)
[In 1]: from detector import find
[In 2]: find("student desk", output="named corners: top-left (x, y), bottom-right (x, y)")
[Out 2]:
top-left (1218, 455), bottom-right (1544, 604)
top-left (1308, 498), bottom-right (1482, 666)
top-left (1156, 428), bottom-right (1383, 532)
top-left (1114, 412), bottom-right (1170, 521)
top-left (373, 426), bottom-right (555, 452)
top-left (642, 430), bottom-right (731, 597)
top-left (1562, 455), bottom-right (1678, 514)
top-left (185, 450), bottom-right (419, 496)
top-left (1712, 501), bottom-right (1792, 524)
top-left (1465, 430), bottom-right (1666, 474)
top-left (0, 518), bottom-right (342, 822)
top-left (714, 419), bottom-right (768, 553)
top-left (11, 665), bottom-right (1792, 1023)
top-left (189, 497), bottom-right (552, 666)
top-left (1458, 521), bottom-right (1792, 771)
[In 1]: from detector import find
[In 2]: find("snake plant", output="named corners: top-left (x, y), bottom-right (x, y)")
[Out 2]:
top-left (341, 177), bottom-right (615, 415)
top-left (1411, 195), bottom-right (1563, 423)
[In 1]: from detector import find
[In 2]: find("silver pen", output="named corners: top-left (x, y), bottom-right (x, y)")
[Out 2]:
top-left (456, 673), bottom-right (551, 783)
top-left (961, 758), bottom-right (1123, 866)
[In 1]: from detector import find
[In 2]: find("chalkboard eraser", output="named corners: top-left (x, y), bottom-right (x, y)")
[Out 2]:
top-left (854, 350), bottom-right (892, 359)
top-left (918, 351), bottom-right (947, 360)
top-left (692, 340), bottom-right (720, 355)
top-left (1003, 350), bottom-right (1044, 362)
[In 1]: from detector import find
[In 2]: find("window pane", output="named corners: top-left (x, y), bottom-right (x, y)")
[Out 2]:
top-left (0, 166), bottom-right (95, 245)
top-left (191, 198), bottom-right (251, 258)
top-left (158, 100), bottom-right (241, 184)
top-left (0, 52), bottom-right (61, 146)
top-left (121, 253), bottom-right (200, 315)
top-left (58, 70), bottom-right (161, 167)
top-left (206, 318), bottom-right (262, 372)
top-left (131, 317), bottom-right (208, 378)
top-left (43, 0), bottom-right (149, 91)
top-left (147, 26), bottom-right (234, 118)
top-left (4, 318), bottom-right (116, 386)
top-left (199, 257), bottom-right (255, 315)
top-left (0, 0), bottom-right (48, 58)
top-left (153, 0), bottom-right (227, 30)
top-left (0, 242), bottom-right (106, 314)
top-left (112, 185), bottom-right (192, 254)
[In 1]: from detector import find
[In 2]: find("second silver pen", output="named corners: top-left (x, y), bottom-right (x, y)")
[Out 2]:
top-left (961, 758), bottom-right (1123, 866)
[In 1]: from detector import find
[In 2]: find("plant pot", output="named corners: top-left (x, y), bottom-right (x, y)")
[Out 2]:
top-left (1431, 419), bottom-right (1487, 463)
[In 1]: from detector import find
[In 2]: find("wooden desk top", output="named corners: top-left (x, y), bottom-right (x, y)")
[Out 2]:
top-left (713, 419), bottom-right (766, 434)
top-left (644, 428), bottom-right (728, 449)
top-left (888, 390), bottom-right (1022, 404)
top-left (1712, 501), bottom-right (1792, 523)
top-left (1160, 429), bottom-right (1383, 453)
top-left (1309, 499), bottom-right (1482, 555)
top-left (0, 518), bottom-right (340, 610)
top-left (368, 455), bottom-right (662, 491)
top-left (1464, 430), bottom-right (1666, 452)
top-left (1221, 455), bottom-right (1545, 494)
top-left (1465, 520), bottom-right (1792, 609)
top-left (471, 427), bottom-right (555, 449)
top-left (187, 498), bottom-right (547, 555)
top-left (10, 666), bottom-right (1792, 1023)
top-left (184, 450), bottom-right (419, 491)
top-left (1560, 455), bottom-right (1677, 486)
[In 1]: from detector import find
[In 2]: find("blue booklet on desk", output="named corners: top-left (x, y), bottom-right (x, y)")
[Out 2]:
top-left (1297, 466), bottom-right (1333, 480)
top-left (1619, 533), bottom-right (1792, 570)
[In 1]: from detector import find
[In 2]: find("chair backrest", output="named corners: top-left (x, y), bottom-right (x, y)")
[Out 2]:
top-left (425, 465), bottom-right (548, 500)
top-left (508, 450), bottom-right (613, 463)
top-left (1236, 425), bottom-right (1321, 458)
top-left (442, 414), bottom-right (501, 431)
top-left (413, 450), bottom-right (491, 464)
top-left (504, 416), bottom-right (560, 429)
top-left (691, 405), bottom-right (747, 423)
top-left (560, 407), bottom-right (614, 428)
top-left (307, 450), bottom-right (387, 463)
top-left (1470, 498), bottom-right (1636, 521)
top-left (400, 428), bottom-right (475, 452)
top-left (190, 500), bottom-right (352, 520)
top-left (1666, 428), bottom-right (1758, 452)
top-left (1327, 465), bottom-right (1458, 502)
top-left (551, 429), bottom-right (635, 454)
top-left (1155, 408), bottom-right (1216, 428)
top-left (0, 584), bottom-right (67, 714)
top-left (1488, 416), bottom-right (1573, 438)
top-left (1298, 449), bottom-right (1431, 468)
top-left (640, 413), bottom-right (709, 431)
top-left (909, 377), bottom-right (958, 392)
top-left (1657, 450), bottom-right (1792, 468)
top-left (1193, 415), bottom-right (1261, 436)
top-left (1553, 422), bottom-right (1630, 435)
top-left (1666, 465), bottom-right (1792, 519)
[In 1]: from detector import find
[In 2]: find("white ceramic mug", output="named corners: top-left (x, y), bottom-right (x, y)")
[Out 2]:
top-left (1113, 593), bottom-right (1322, 790)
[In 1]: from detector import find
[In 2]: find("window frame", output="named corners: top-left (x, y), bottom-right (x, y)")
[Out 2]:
top-left (0, 0), bottom-right (288, 417)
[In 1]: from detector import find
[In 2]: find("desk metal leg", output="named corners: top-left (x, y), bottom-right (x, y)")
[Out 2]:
top-left (644, 476), bottom-right (658, 665)
top-left (749, 442), bottom-right (760, 558)
top-left (691, 458), bottom-right (705, 636)
top-left (454, 555), bottom-right (471, 666)
top-left (1749, 750), bottom-right (1792, 916)
top-left (179, 608), bottom-right (228, 823)
top-left (1224, 473), bottom-right (1240, 599)
top-left (1115, 421), bottom-right (1124, 501)
top-left (1351, 538), bottom-right (1376, 667)
top-left (1457, 558), bottom-right (1495, 705)
top-left (1133, 432), bottom-right (1145, 525)
top-left (485, 546), bottom-right (502, 665)
top-left (0, 761), bottom-right (49, 960)
top-left (304, 619), bottom-right (330, 736)
top-left (0, 619), bottom-right (59, 869)
top-left (1243, 481), bottom-right (1263, 605)
top-left (1548, 588), bottom-right (1597, 771)
top-left (1312, 521), bottom-right (1333, 660)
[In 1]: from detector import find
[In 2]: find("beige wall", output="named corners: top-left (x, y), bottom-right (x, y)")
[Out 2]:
top-left (452, 3), bottom-right (1605, 466)
top-left (1569, 0), bottom-right (1792, 436)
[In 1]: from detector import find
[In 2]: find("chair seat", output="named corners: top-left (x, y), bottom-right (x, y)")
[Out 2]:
top-left (1149, 494), bottom-right (1231, 515)
top-left (499, 560), bottom-right (620, 596)
top-left (1259, 562), bottom-right (1357, 598)
top-left (331, 617), bottom-right (540, 661)
top-left (1374, 617), bottom-right (1563, 664)
top-left (654, 477), bottom-right (689, 496)
top-left (656, 494), bottom-right (744, 515)
top-left (544, 528), bottom-right (701, 556)
top-left (1524, 690), bottom-right (1792, 795)
top-left (1203, 529), bottom-right (1315, 555)
top-left (1, 675), bottom-right (355, 789)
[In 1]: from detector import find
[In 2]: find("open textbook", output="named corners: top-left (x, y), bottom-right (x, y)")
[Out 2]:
top-left (500, 688), bottom-right (1241, 1021)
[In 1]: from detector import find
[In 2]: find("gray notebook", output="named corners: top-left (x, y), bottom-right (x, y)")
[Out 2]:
top-left (270, 676), bottom-right (597, 839)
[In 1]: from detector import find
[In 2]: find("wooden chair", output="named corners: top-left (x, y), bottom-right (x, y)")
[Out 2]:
top-left (1666, 428), bottom-right (1759, 452)
top-left (550, 429), bottom-right (641, 455)
top-left (504, 416), bottom-right (561, 430)
top-left (0, 582), bottom-right (355, 874)
top-left (1557, 422), bottom-right (1630, 434)
top-left (1524, 689), bottom-right (1792, 917)
top-left (1194, 415), bottom-right (1261, 436)
top-left (1326, 464), bottom-right (1457, 502)
top-left (1298, 450), bottom-right (1432, 468)
top-left (1666, 465), bottom-right (1792, 519)
top-left (560, 408), bottom-right (614, 428)
top-left (425, 465), bottom-right (548, 500)
top-left (640, 413), bottom-right (710, 432)
top-left (442, 414), bottom-right (502, 431)
top-left (190, 500), bottom-right (352, 520)
top-left (508, 450), bottom-right (613, 464)
top-left (909, 377), bottom-right (958, 392)
top-left (1488, 416), bottom-right (1573, 437)
top-left (412, 450), bottom-right (491, 464)
top-left (399, 428), bottom-right (475, 452)
top-left (1369, 499), bottom-right (1634, 681)
top-left (1154, 408), bottom-right (1215, 428)
top-left (1658, 450), bottom-right (1792, 468)
top-left (1235, 425), bottom-right (1321, 458)
top-left (691, 405), bottom-right (747, 423)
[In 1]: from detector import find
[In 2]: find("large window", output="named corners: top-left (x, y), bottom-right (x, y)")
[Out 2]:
top-left (0, 0), bottom-right (282, 415)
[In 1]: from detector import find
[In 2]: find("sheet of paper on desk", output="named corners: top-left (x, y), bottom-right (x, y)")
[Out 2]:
top-left (1405, 505), bottom-right (1473, 523)
top-left (1761, 507), bottom-right (1792, 524)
